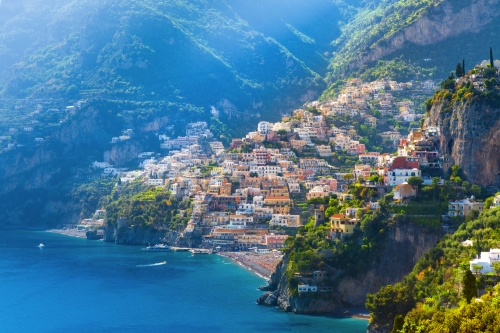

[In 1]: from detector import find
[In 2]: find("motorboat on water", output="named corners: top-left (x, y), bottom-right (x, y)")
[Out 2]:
top-left (142, 244), bottom-right (172, 252)
top-left (38, 243), bottom-right (44, 248)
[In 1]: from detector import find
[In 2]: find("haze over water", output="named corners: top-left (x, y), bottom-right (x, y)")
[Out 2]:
top-left (0, 231), bottom-right (367, 333)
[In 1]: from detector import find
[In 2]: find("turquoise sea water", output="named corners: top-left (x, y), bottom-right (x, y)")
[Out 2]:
top-left (0, 231), bottom-right (367, 333)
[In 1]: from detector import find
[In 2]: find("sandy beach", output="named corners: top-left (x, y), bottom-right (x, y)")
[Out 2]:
top-left (342, 307), bottom-right (371, 320)
top-left (46, 229), bottom-right (87, 238)
top-left (219, 251), bottom-right (283, 279)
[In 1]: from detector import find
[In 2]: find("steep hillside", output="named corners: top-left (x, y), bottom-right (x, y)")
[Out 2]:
top-left (257, 221), bottom-right (440, 314)
top-left (327, 0), bottom-right (500, 84)
top-left (426, 72), bottom-right (500, 188)
top-left (365, 206), bottom-right (500, 333)
top-left (0, 0), bottom-right (357, 118)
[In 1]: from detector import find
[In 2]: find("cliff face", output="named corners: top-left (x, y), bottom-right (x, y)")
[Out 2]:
top-left (258, 223), bottom-right (441, 314)
top-left (347, 0), bottom-right (500, 72)
top-left (427, 98), bottom-right (500, 187)
top-left (103, 223), bottom-right (203, 247)
top-left (0, 104), bottom-right (167, 228)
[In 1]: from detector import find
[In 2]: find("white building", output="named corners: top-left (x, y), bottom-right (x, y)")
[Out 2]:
top-left (93, 161), bottom-right (112, 169)
top-left (469, 249), bottom-right (500, 274)
top-left (258, 121), bottom-right (273, 135)
top-left (249, 165), bottom-right (282, 177)
top-left (298, 284), bottom-right (317, 293)
top-left (148, 179), bottom-right (164, 186)
top-left (387, 168), bottom-right (421, 186)
top-left (228, 215), bottom-right (253, 229)
top-left (448, 198), bottom-right (484, 217)
top-left (270, 214), bottom-right (301, 228)
top-left (493, 194), bottom-right (500, 207)
top-left (236, 204), bottom-right (255, 215)
top-left (316, 145), bottom-right (332, 157)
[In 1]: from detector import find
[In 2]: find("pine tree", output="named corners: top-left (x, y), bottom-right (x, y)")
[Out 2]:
top-left (462, 59), bottom-right (465, 76)
top-left (463, 269), bottom-right (478, 303)
top-left (490, 47), bottom-right (494, 68)
top-left (456, 63), bottom-right (463, 78)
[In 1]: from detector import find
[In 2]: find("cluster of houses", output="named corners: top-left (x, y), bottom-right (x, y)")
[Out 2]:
top-left (316, 78), bottom-right (433, 128)
top-left (90, 75), bottom-right (492, 248)
top-left (0, 100), bottom-right (87, 150)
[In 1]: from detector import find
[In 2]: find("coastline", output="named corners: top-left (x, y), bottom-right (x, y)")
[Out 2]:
top-left (43, 230), bottom-right (371, 321)
top-left (219, 252), bottom-right (276, 280)
top-left (344, 312), bottom-right (370, 321)
top-left (46, 229), bottom-right (87, 238)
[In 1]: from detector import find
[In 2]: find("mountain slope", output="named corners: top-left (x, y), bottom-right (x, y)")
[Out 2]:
top-left (327, 0), bottom-right (500, 84)
top-left (0, 0), bottom-right (356, 118)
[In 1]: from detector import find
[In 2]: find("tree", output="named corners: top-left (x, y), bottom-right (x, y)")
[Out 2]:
top-left (391, 314), bottom-right (404, 333)
top-left (325, 206), bottom-right (338, 218)
top-left (463, 59), bottom-right (466, 75)
top-left (472, 264), bottom-right (483, 276)
top-left (485, 196), bottom-right (495, 210)
top-left (462, 269), bottom-right (477, 303)
top-left (441, 73), bottom-right (456, 91)
top-left (66, 84), bottom-right (79, 97)
top-left (470, 184), bottom-right (481, 197)
top-left (484, 78), bottom-right (496, 92)
top-left (366, 283), bottom-right (415, 325)
top-left (343, 173), bottom-right (354, 184)
top-left (490, 47), bottom-right (495, 68)
top-left (277, 129), bottom-right (287, 136)
top-left (492, 262), bottom-right (500, 276)
top-left (456, 63), bottom-right (463, 78)
top-left (475, 235), bottom-right (482, 258)
top-left (407, 176), bottom-right (424, 187)
top-left (407, 176), bottom-right (424, 195)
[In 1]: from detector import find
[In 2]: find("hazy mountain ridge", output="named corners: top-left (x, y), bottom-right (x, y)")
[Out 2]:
top-left (0, 0), bottom-right (355, 118)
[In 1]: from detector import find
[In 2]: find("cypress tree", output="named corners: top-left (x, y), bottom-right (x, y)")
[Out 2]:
top-left (391, 315), bottom-right (404, 333)
top-left (463, 269), bottom-right (477, 303)
top-left (456, 63), bottom-right (463, 78)
top-left (462, 59), bottom-right (465, 76)
top-left (490, 47), bottom-right (494, 68)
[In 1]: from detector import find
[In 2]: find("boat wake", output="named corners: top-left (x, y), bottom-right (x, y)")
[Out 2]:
top-left (136, 261), bottom-right (166, 267)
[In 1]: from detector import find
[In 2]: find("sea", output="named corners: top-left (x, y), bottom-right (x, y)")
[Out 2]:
top-left (0, 231), bottom-right (368, 333)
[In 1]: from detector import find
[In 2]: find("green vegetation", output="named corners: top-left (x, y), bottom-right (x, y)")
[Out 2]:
top-left (329, 0), bottom-right (444, 79)
top-left (323, 0), bottom-right (500, 97)
top-left (0, 0), bottom-right (359, 121)
top-left (284, 192), bottom-right (422, 295)
top-left (102, 181), bottom-right (190, 230)
top-left (428, 68), bottom-right (500, 112)
top-left (367, 207), bottom-right (500, 330)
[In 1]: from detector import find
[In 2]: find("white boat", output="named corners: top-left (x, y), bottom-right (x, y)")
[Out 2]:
top-left (142, 244), bottom-right (172, 252)
top-left (38, 243), bottom-right (44, 248)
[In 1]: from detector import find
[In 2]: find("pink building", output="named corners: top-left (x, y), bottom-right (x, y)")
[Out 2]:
top-left (264, 234), bottom-right (288, 248)
top-left (347, 143), bottom-right (366, 155)
top-left (319, 178), bottom-right (338, 192)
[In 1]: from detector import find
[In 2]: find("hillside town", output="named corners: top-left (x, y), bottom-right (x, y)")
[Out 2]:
top-left (74, 75), bottom-right (491, 263)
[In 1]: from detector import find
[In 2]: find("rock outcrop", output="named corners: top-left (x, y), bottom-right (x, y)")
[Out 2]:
top-left (427, 97), bottom-right (500, 188)
top-left (103, 223), bottom-right (203, 247)
top-left (257, 223), bottom-right (441, 314)
top-left (346, 0), bottom-right (500, 73)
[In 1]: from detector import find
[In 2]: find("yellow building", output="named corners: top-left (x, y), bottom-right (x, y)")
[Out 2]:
top-left (330, 214), bottom-right (360, 236)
